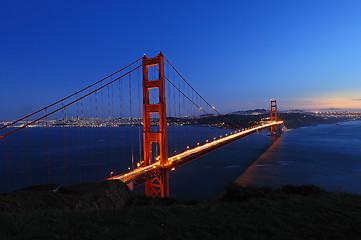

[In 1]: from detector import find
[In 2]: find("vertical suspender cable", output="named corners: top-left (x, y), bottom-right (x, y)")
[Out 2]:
top-left (181, 82), bottom-right (187, 151)
top-left (45, 108), bottom-right (50, 184)
top-left (80, 98), bottom-right (84, 182)
top-left (89, 91), bottom-right (92, 123)
top-left (23, 127), bottom-right (28, 186)
top-left (111, 82), bottom-right (115, 170)
top-left (111, 83), bottom-right (115, 121)
top-left (89, 90), bottom-right (95, 181)
top-left (4, 128), bottom-right (10, 191)
top-left (65, 106), bottom-right (69, 185)
top-left (137, 65), bottom-right (142, 167)
top-left (197, 95), bottom-right (200, 144)
top-left (178, 75), bottom-right (181, 151)
top-left (95, 91), bottom-right (100, 180)
top-left (129, 67), bottom-right (134, 169)
top-left (173, 70), bottom-right (176, 153)
top-left (108, 84), bottom-right (113, 173)
top-left (77, 94), bottom-right (82, 183)
top-left (101, 82), bottom-right (104, 120)
top-left (26, 118), bottom-right (31, 185)
top-left (101, 83), bottom-right (106, 177)
top-left (119, 74), bottom-right (123, 172)
top-left (62, 101), bottom-right (68, 186)
top-left (166, 63), bottom-right (171, 154)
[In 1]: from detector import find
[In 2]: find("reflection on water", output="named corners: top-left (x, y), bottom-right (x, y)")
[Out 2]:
top-left (168, 131), bottom-right (273, 200)
top-left (169, 121), bottom-right (361, 200)
top-left (235, 136), bottom-right (282, 187)
top-left (236, 121), bottom-right (361, 195)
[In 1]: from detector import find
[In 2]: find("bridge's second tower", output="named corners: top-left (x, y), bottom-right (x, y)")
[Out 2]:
top-left (142, 53), bottom-right (169, 197)
top-left (270, 100), bottom-right (277, 135)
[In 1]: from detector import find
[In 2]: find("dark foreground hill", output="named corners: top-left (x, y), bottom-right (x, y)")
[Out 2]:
top-left (1, 181), bottom-right (361, 240)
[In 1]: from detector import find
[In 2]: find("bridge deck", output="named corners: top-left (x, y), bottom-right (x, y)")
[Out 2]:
top-left (107, 121), bottom-right (283, 186)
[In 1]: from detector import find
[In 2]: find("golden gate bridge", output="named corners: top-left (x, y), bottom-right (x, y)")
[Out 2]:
top-left (0, 53), bottom-right (283, 197)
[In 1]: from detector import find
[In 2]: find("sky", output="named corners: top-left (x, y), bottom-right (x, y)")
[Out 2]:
top-left (1, 0), bottom-right (361, 120)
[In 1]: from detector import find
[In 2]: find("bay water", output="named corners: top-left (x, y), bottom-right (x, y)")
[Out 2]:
top-left (170, 121), bottom-right (361, 200)
top-left (1, 121), bottom-right (361, 201)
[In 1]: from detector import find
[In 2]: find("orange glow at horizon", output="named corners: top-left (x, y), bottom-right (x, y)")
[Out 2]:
top-left (284, 92), bottom-right (361, 110)
top-left (309, 98), bottom-right (361, 109)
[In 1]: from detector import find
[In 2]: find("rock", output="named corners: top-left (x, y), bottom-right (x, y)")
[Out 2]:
top-left (59, 180), bottom-right (135, 209)
top-left (0, 180), bottom-right (135, 213)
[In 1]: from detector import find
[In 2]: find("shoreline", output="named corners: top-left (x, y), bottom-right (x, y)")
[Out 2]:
top-left (285, 119), bottom-right (361, 131)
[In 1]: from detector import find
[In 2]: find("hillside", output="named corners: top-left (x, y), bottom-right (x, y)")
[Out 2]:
top-left (1, 181), bottom-right (361, 239)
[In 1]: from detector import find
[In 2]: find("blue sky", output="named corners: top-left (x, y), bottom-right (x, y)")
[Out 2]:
top-left (1, 0), bottom-right (361, 120)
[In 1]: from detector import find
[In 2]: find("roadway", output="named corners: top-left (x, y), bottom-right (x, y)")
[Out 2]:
top-left (107, 121), bottom-right (283, 185)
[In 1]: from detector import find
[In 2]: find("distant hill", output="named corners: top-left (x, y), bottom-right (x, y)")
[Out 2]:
top-left (231, 109), bottom-right (267, 115)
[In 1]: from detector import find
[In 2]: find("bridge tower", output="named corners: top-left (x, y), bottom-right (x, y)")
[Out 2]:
top-left (142, 52), bottom-right (169, 197)
top-left (270, 100), bottom-right (277, 135)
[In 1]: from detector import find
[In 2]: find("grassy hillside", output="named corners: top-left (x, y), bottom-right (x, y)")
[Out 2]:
top-left (1, 182), bottom-right (361, 239)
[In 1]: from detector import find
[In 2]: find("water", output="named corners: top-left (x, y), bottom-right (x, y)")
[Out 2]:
top-left (168, 131), bottom-right (272, 200)
top-left (1, 121), bottom-right (361, 200)
top-left (0, 125), bottom-right (232, 192)
top-left (170, 121), bottom-right (361, 200)
top-left (235, 121), bottom-right (361, 194)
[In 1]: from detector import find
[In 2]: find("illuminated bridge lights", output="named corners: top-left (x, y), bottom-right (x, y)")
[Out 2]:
top-left (108, 121), bottom-right (283, 184)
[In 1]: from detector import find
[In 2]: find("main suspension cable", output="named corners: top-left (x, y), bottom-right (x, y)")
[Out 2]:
top-left (153, 65), bottom-right (239, 129)
top-left (0, 65), bottom-right (142, 140)
top-left (164, 56), bottom-right (240, 129)
top-left (0, 58), bottom-right (142, 131)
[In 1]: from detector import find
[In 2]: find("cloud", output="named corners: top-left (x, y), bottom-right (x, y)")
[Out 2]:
top-left (352, 99), bottom-right (361, 101)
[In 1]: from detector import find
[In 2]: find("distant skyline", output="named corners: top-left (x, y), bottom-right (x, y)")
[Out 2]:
top-left (1, 0), bottom-right (361, 120)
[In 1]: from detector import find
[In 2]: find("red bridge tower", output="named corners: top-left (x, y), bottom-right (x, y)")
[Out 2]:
top-left (142, 53), bottom-right (169, 197)
top-left (270, 100), bottom-right (278, 136)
